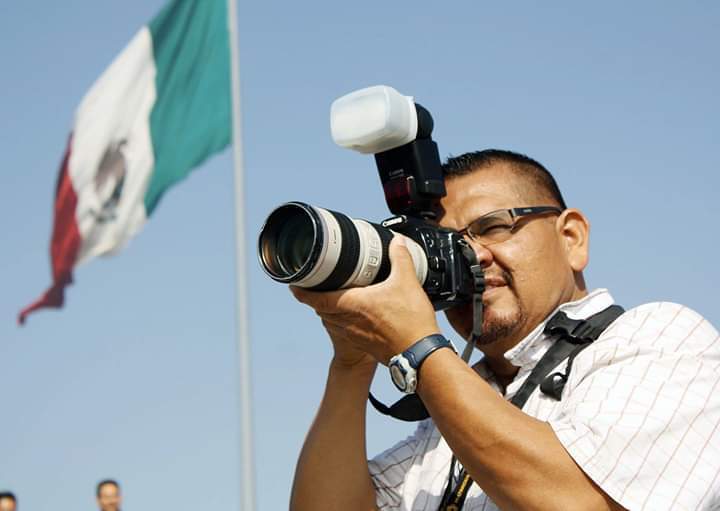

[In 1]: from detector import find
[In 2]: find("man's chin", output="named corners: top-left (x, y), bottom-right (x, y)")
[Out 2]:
top-left (446, 300), bottom-right (522, 345)
top-left (474, 319), bottom-right (519, 346)
top-left (475, 302), bottom-right (524, 346)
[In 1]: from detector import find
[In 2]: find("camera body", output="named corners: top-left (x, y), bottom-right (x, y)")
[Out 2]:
top-left (381, 215), bottom-right (477, 311)
top-left (258, 85), bottom-right (481, 312)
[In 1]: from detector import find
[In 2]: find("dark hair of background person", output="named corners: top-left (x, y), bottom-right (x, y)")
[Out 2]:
top-left (96, 479), bottom-right (120, 498)
top-left (442, 149), bottom-right (568, 210)
top-left (0, 492), bottom-right (16, 502)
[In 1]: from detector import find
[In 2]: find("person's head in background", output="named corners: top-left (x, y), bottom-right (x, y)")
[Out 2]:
top-left (0, 492), bottom-right (17, 511)
top-left (96, 479), bottom-right (122, 511)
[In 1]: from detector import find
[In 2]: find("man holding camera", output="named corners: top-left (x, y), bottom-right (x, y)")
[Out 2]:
top-left (289, 150), bottom-right (720, 510)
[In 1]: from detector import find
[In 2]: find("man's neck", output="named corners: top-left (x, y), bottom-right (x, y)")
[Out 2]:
top-left (484, 353), bottom-right (520, 392)
top-left (481, 287), bottom-right (591, 389)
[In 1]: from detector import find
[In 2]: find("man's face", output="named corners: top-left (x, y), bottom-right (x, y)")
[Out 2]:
top-left (0, 497), bottom-right (16, 511)
top-left (438, 164), bottom-right (587, 355)
top-left (97, 483), bottom-right (121, 511)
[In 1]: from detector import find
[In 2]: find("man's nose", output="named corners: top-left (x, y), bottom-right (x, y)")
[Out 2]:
top-left (466, 238), bottom-right (494, 268)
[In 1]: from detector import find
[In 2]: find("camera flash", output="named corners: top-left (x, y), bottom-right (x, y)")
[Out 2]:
top-left (330, 85), bottom-right (418, 154)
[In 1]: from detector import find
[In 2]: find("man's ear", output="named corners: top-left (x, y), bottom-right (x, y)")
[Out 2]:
top-left (556, 208), bottom-right (590, 272)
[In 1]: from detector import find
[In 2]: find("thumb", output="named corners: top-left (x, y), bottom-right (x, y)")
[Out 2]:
top-left (387, 235), bottom-right (422, 284)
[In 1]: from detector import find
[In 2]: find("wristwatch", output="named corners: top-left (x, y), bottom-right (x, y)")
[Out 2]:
top-left (389, 334), bottom-right (456, 394)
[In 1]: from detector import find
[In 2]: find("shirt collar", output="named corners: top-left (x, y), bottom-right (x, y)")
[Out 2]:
top-left (502, 288), bottom-right (615, 373)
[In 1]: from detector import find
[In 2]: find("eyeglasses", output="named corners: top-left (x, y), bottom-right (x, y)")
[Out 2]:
top-left (457, 206), bottom-right (563, 245)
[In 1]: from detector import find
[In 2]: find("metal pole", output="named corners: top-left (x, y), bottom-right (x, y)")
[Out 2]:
top-left (227, 0), bottom-right (256, 509)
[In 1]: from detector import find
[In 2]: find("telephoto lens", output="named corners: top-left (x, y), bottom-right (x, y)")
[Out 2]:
top-left (258, 202), bottom-right (428, 291)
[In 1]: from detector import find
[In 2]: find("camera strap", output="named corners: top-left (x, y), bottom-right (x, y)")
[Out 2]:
top-left (436, 303), bottom-right (625, 511)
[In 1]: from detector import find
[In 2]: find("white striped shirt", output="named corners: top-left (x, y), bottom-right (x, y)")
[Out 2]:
top-left (368, 289), bottom-right (720, 510)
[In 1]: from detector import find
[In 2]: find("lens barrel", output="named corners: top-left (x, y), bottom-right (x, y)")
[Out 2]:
top-left (258, 202), bottom-right (427, 291)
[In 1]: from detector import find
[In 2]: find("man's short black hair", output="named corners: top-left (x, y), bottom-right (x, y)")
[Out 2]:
top-left (0, 492), bottom-right (16, 502)
top-left (442, 149), bottom-right (567, 209)
top-left (96, 479), bottom-right (120, 498)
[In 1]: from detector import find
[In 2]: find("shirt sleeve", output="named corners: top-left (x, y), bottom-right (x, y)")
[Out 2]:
top-left (549, 302), bottom-right (720, 511)
top-left (368, 419), bottom-right (436, 510)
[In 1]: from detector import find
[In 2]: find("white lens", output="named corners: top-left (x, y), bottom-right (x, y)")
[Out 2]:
top-left (258, 202), bottom-right (428, 291)
top-left (330, 85), bottom-right (418, 154)
top-left (293, 207), bottom-right (342, 288)
top-left (343, 219), bottom-right (383, 287)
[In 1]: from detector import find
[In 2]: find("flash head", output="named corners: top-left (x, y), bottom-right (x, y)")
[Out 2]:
top-left (331, 85), bottom-right (446, 218)
top-left (330, 85), bottom-right (418, 154)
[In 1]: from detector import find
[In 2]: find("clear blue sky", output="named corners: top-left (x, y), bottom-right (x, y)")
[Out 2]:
top-left (1, 1), bottom-right (718, 509)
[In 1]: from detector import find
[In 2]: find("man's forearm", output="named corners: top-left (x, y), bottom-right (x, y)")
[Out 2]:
top-left (417, 349), bottom-right (624, 511)
top-left (290, 360), bottom-right (379, 511)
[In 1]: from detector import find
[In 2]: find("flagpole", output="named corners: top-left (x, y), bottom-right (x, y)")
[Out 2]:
top-left (227, 0), bottom-right (256, 510)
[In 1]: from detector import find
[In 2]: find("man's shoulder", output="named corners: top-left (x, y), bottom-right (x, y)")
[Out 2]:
top-left (595, 301), bottom-right (719, 355)
top-left (562, 301), bottom-right (720, 405)
top-left (626, 301), bottom-right (704, 318)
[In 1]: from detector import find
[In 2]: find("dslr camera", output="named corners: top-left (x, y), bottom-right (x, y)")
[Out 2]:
top-left (258, 86), bottom-right (483, 312)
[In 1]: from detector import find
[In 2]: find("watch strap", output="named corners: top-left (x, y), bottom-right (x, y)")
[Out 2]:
top-left (404, 334), bottom-right (455, 370)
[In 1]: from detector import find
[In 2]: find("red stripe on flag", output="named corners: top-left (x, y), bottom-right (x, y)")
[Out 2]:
top-left (18, 136), bottom-right (82, 325)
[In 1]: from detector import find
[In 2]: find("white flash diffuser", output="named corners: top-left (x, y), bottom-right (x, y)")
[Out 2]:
top-left (330, 85), bottom-right (418, 154)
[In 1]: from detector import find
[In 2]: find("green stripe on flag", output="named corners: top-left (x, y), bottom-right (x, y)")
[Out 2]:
top-left (145, 0), bottom-right (231, 215)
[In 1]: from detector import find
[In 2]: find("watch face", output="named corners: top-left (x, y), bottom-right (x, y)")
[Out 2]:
top-left (390, 364), bottom-right (406, 391)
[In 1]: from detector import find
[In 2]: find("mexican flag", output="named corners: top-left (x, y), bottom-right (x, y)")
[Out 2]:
top-left (19, 0), bottom-right (231, 324)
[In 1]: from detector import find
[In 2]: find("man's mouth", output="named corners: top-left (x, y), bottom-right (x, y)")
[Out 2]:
top-left (483, 276), bottom-right (507, 290)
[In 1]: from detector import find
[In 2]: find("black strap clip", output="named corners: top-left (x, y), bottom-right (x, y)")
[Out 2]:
top-left (545, 312), bottom-right (608, 344)
top-left (537, 305), bottom-right (626, 401)
top-left (539, 370), bottom-right (569, 400)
